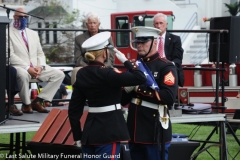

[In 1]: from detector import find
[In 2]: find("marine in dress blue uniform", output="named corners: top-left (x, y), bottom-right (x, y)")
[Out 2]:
top-left (121, 26), bottom-right (178, 160)
top-left (68, 31), bottom-right (147, 160)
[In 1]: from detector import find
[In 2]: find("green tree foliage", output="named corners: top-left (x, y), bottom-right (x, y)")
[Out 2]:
top-left (64, 9), bottom-right (81, 24)
top-left (26, 0), bottom-right (85, 64)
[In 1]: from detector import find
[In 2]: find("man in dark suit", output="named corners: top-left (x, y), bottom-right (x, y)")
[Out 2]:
top-left (71, 12), bottom-right (115, 85)
top-left (153, 13), bottom-right (184, 87)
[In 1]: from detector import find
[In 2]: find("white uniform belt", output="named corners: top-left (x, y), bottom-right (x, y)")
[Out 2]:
top-left (88, 104), bottom-right (121, 113)
top-left (131, 98), bottom-right (160, 110)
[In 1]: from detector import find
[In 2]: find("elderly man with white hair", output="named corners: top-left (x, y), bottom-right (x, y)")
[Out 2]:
top-left (71, 12), bottom-right (115, 85)
top-left (153, 13), bottom-right (184, 87)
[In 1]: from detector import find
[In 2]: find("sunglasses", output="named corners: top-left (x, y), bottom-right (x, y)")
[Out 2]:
top-left (16, 15), bottom-right (29, 19)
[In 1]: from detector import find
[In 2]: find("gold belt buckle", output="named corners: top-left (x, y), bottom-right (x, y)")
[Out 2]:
top-left (135, 98), bottom-right (142, 106)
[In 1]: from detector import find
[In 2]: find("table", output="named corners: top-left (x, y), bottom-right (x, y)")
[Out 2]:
top-left (51, 66), bottom-right (73, 72)
top-left (171, 113), bottom-right (227, 160)
top-left (0, 124), bottom-right (40, 160)
top-left (171, 113), bottom-right (225, 123)
top-left (0, 107), bottom-right (57, 160)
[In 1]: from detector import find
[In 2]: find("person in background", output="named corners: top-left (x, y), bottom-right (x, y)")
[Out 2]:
top-left (121, 26), bottom-right (178, 160)
top-left (5, 66), bottom-right (23, 116)
top-left (52, 84), bottom-right (68, 106)
top-left (227, 93), bottom-right (240, 134)
top-left (71, 12), bottom-right (115, 85)
top-left (8, 7), bottom-right (65, 113)
top-left (153, 13), bottom-right (184, 87)
top-left (45, 84), bottom-right (68, 107)
top-left (68, 31), bottom-right (146, 160)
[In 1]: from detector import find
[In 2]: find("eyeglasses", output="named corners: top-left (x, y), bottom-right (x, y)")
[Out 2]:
top-left (15, 15), bottom-right (29, 19)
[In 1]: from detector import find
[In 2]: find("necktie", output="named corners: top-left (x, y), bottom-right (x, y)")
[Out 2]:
top-left (21, 31), bottom-right (29, 51)
top-left (158, 36), bottom-right (164, 58)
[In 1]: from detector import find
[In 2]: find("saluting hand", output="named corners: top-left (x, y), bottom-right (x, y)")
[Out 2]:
top-left (113, 48), bottom-right (128, 63)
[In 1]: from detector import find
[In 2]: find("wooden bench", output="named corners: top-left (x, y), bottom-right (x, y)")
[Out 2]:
top-left (27, 108), bottom-right (88, 159)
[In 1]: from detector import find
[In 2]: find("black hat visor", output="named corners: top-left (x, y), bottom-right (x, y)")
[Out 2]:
top-left (132, 36), bottom-right (153, 43)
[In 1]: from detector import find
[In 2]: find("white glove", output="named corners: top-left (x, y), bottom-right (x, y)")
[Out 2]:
top-left (75, 140), bottom-right (81, 147)
top-left (124, 86), bottom-right (135, 93)
top-left (124, 85), bottom-right (139, 93)
top-left (113, 48), bottom-right (128, 63)
top-left (135, 85), bottom-right (139, 92)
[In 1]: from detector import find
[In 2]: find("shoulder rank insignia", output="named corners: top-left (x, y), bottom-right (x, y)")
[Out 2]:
top-left (164, 71), bottom-right (175, 86)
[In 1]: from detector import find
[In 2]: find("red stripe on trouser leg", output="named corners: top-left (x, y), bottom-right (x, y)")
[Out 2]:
top-left (111, 142), bottom-right (117, 160)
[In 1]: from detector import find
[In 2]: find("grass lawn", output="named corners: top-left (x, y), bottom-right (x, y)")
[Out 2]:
top-left (0, 124), bottom-right (240, 160)
top-left (0, 132), bottom-right (35, 160)
top-left (172, 123), bottom-right (240, 160)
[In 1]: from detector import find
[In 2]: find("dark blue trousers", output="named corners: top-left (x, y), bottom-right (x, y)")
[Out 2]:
top-left (129, 142), bottom-right (171, 160)
top-left (81, 142), bottom-right (120, 160)
top-left (6, 66), bottom-right (19, 105)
